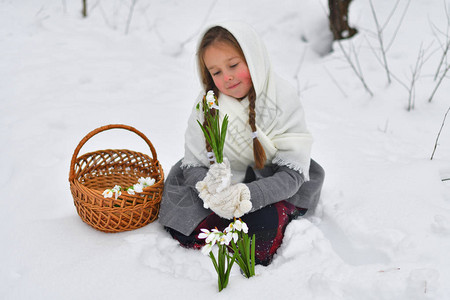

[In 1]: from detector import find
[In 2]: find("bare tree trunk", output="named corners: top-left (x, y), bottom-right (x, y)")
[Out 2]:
top-left (82, 0), bottom-right (87, 18)
top-left (329, 0), bottom-right (357, 40)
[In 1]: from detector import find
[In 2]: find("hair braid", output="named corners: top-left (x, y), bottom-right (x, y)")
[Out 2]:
top-left (248, 88), bottom-right (267, 169)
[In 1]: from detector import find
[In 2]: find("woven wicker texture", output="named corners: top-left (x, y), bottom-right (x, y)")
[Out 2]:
top-left (69, 124), bottom-right (164, 233)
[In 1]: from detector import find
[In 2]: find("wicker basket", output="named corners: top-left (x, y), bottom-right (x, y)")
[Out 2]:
top-left (69, 124), bottom-right (164, 233)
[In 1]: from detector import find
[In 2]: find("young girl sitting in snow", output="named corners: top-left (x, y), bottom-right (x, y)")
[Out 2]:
top-left (159, 21), bottom-right (325, 266)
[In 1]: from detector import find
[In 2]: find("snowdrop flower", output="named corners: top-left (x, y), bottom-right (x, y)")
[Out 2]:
top-left (141, 177), bottom-right (155, 187)
top-left (102, 189), bottom-right (113, 198)
top-left (198, 228), bottom-right (211, 240)
top-left (224, 231), bottom-right (238, 244)
top-left (233, 219), bottom-right (248, 233)
top-left (110, 185), bottom-right (122, 199)
top-left (206, 90), bottom-right (219, 110)
top-left (206, 228), bottom-right (221, 245)
top-left (198, 228), bottom-right (221, 246)
top-left (206, 90), bottom-right (215, 102)
top-left (133, 183), bottom-right (144, 193)
top-left (126, 187), bottom-right (135, 195)
top-left (219, 233), bottom-right (232, 246)
top-left (201, 243), bottom-right (214, 255)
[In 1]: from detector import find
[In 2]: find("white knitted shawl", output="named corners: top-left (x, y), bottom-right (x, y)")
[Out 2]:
top-left (182, 21), bottom-right (313, 182)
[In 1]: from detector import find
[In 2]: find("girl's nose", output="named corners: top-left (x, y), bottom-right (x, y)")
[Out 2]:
top-left (225, 73), bottom-right (233, 81)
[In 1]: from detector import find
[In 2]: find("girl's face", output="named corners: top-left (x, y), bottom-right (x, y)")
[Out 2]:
top-left (203, 42), bottom-right (253, 99)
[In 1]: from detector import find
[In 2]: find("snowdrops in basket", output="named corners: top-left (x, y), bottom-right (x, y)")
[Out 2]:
top-left (102, 177), bottom-right (156, 199)
top-left (199, 219), bottom-right (256, 292)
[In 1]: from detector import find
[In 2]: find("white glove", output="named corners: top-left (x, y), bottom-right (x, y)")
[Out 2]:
top-left (196, 182), bottom-right (252, 219)
top-left (202, 158), bottom-right (232, 194)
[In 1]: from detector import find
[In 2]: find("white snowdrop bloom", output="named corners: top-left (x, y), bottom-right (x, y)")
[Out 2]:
top-left (198, 228), bottom-right (211, 240)
top-left (133, 183), bottom-right (144, 193)
top-left (224, 223), bottom-right (233, 233)
top-left (223, 231), bottom-right (237, 245)
top-left (234, 219), bottom-right (243, 231)
top-left (138, 177), bottom-right (146, 185)
top-left (102, 189), bottom-right (113, 198)
top-left (233, 219), bottom-right (249, 233)
top-left (206, 90), bottom-right (215, 102)
top-left (206, 90), bottom-right (219, 110)
top-left (201, 243), bottom-right (213, 255)
top-left (113, 185), bottom-right (121, 191)
top-left (208, 101), bottom-right (219, 110)
top-left (241, 222), bottom-right (249, 234)
top-left (127, 187), bottom-right (135, 195)
top-left (113, 190), bottom-right (121, 200)
top-left (143, 177), bottom-right (155, 187)
top-left (219, 233), bottom-right (232, 246)
top-left (232, 232), bottom-right (238, 243)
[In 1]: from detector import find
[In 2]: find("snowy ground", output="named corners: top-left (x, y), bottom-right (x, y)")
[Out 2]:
top-left (1, 0), bottom-right (450, 299)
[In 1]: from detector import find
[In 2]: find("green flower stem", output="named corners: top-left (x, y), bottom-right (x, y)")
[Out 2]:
top-left (210, 244), bottom-right (236, 292)
top-left (197, 102), bottom-right (228, 164)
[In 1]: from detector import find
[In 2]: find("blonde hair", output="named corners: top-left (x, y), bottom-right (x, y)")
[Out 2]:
top-left (197, 26), bottom-right (266, 169)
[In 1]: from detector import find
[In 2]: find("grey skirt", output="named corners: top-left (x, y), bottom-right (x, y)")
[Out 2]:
top-left (158, 159), bottom-right (325, 236)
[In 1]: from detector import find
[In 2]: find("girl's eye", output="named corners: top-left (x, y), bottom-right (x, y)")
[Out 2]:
top-left (212, 70), bottom-right (221, 76)
top-left (230, 63), bottom-right (238, 68)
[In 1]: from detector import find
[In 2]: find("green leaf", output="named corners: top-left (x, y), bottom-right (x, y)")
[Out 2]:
top-left (250, 235), bottom-right (256, 276)
top-left (209, 252), bottom-right (219, 273)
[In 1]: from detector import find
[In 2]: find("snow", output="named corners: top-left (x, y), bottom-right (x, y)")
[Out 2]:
top-left (2, 0), bottom-right (450, 299)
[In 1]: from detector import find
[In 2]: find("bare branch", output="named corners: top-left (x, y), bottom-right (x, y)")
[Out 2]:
top-left (381, 0), bottom-right (401, 31)
top-left (407, 44), bottom-right (426, 111)
top-left (336, 39), bottom-right (374, 96)
top-left (369, 0), bottom-right (392, 83)
top-left (385, 0), bottom-right (412, 52)
top-left (430, 105), bottom-right (450, 160)
top-left (432, 0), bottom-right (450, 80)
top-left (124, 0), bottom-right (137, 35)
top-left (428, 64), bottom-right (450, 102)
top-left (82, 0), bottom-right (87, 17)
top-left (323, 65), bottom-right (348, 97)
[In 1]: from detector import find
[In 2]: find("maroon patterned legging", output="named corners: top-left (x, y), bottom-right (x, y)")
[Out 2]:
top-left (166, 201), bottom-right (306, 266)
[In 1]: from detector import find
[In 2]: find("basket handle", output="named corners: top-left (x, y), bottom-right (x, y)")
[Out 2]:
top-left (69, 124), bottom-right (158, 181)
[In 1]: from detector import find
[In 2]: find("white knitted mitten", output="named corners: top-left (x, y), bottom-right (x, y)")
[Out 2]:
top-left (207, 183), bottom-right (252, 219)
top-left (202, 158), bottom-right (231, 194)
top-left (195, 181), bottom-right (212, 209)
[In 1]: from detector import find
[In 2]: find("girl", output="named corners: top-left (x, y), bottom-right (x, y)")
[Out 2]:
top-left (159, 21), bottom-right (325, 266)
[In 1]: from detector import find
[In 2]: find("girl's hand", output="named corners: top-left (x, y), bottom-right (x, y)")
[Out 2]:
top-left (203, 157), bottom-right (231, 194)
top-left (196, 182), bottom-right (252, 219)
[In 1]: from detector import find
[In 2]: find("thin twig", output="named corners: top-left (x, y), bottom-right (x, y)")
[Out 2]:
top-left (82, 0), bottom-right (87, 17)
top-left (407, 44), bottom-right (426, 111)
top-left (98, 2), bottom-right (112, 28)
top-left (381, 0), bottom-right (401, 31)
top-left (124, 0), bottom-right (137, 35)
top-left (369, 0), bottom-right (391, 83)
top-left (432, 0), bottom-right (450, 80)
top-left (337, 39), bottom-right (374, 96)
top-left (385, 0), bottom-right (412, 52)
top-left (323, 65), bottom-right (348, 97)
top-left (428, 64), bottom-right (450, 102)
top-left (430, 105), bottom-right (450, 160)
